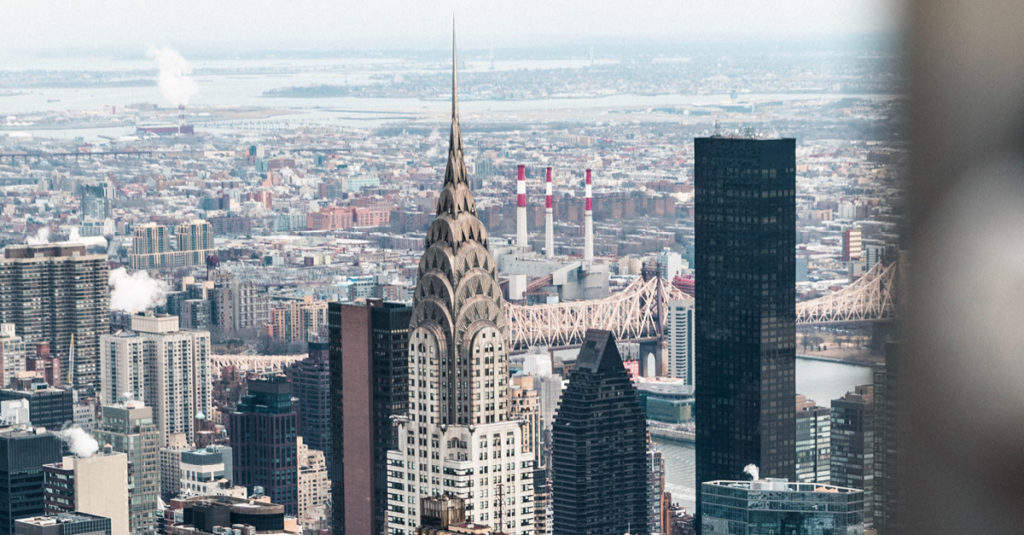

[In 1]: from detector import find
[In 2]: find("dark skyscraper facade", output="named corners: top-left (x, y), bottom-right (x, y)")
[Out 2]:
top-left (228, 376), bottom-right (298, 515)
top-left (551, 330), bottom-right (648, 535)
top-left (0, 429), bottom-right (63, 535)
top-left (328, 299), bottom-right (410, 535)
top-left (289, 342), bottom-right (331, 463)
top-left (694, 136), bottom-right (797, 526)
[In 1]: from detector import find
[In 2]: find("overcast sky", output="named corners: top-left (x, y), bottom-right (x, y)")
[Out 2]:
top-left (5, 0), bottom-right (902, 55)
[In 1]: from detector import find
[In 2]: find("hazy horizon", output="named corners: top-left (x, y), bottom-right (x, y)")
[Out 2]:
top-left (4, 0), bottom-right (902, 57)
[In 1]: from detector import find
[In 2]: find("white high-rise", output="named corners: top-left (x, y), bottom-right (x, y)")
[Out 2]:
top-left (666, 299), bottom-right (694, 384)
top-left (385, 28), bottom-right (535, 535)
top-left (100, 314), bottom-right (211, 446)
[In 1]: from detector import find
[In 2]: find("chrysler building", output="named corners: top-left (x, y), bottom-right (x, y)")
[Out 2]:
top-left (385, 27), bottom-right (536, 535)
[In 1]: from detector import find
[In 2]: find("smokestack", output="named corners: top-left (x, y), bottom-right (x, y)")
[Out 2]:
top-left (545, 167), bottom-right (554, 259)
top-left (178, 104), bottom-right (185, 134)
top-left (584, 168), bottom-right (594, 265)
top-left (516, 164), bottom-right (527, 249)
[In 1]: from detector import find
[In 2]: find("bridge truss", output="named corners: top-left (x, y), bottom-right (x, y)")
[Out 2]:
top-left (795, 261), bottom-right (898, 325)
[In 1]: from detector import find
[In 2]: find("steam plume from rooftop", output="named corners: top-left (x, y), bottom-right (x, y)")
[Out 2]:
top-left (109, 267), bottom-right (168, 314)
top-left (743, 463), bottom-right (760, 481)
top-left (58, 425), bottom-right (99, 458)
top-left (148, 46), bottom-right (199, 107)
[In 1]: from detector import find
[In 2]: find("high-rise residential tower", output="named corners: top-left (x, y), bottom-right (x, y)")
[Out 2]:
top-left (95, 401), bottom-right (160, 535)
top-left (694, 136), bottom-right (797, 528)
top-left (99, 314), bottom-right (211, 446)
top-left (550, 330), bottom-right (648, 535)
top-left (384, 30), bottom-right (535, 535)
top-left (0, 244), bottom-right (109, 391)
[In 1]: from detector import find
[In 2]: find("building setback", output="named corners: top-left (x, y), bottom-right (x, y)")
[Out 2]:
top-left (0, 429), bottom-right (64, 535)
top-left (0, 244), bottom-right (109, 391)
top-left (15, 513), bottom-right (112, 535)
top-left (694, 136), bottom-right (797, 527)
top-left (328, 300), bottom-right (411, 535)
top-left (551, 330), bottom-right (648, 535)
top-left (227, 376), bottom-right (298, 515)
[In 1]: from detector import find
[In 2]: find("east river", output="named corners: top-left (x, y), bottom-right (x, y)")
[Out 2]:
top-left (653, 356), bottom-right (875, 513)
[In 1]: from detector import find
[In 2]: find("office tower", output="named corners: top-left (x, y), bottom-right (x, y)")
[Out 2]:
top-left (266, 297), bottom-right (328, 344)
top-left (551, 330), bottom-right (648, 535)
top-left (700, 479), bottom-right (864, 535)
top-left (384, 35), bottom-right (535, 535)
top-left (165, 495), bottom-right (285, 535)
top-left (296, 437), bottom-right (330, 529)
top-left (158, 433), bottom-right (189, 500)
top-left (0, 428), bottom-right (63, 535)
top-left (509, 374), bottom-right (541, 468)
top-left (208, 273), bottom-right (267, 333)
top-left (99, 314), bottom-right (211, 446)
top-left (842, 227), bottom-right (862, 262)
top-left (666, 299), bottom-right (694, 383)
top-left (15, 512), bottom-right (112, 535)
top-left (288, 342), bottom-right (331, 463)
top-left (178, 445), bottom-right (244, 498)
top-left (0, 244), bottom-right (109, 391)
top-left (44, 450), bottom-right (130, 535)
top-left (831, 385), bottom-right (875, 528)
top-left (872, 342), bottom-right (899, 535)
top-left (0, 378), bottom-right (74, 432)
top-left (227, 376), bottom-right (298, 515)
top-left (79, 182), bottom-right (111, 221)
top-left (94, 402), bottom-right (160, 535)
top-left (694, 136), bottom-right (797, 525)
top-left (795, 395), bottom-right (830, 483)
top-left (328, 300), bottom-right (411, 535)
top-left (1, 324), bottom-right (26, 388)
top-left (174, 220), bottom-right (214, 268)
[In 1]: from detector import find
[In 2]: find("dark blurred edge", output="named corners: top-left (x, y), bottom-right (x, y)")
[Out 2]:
top-left (905, 1), bottom-right (1024, 533)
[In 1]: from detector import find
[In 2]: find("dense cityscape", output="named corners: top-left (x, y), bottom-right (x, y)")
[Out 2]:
top-left (0, 17), bottom-right (909, 535)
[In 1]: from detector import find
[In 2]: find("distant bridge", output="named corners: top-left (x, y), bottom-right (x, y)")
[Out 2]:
top-left (506, 261), bottom-right (898, 350)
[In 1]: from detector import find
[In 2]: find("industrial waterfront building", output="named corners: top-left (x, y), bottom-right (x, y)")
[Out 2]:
top-left (701, 479), bottom-right (864, 535)
top-left (694, 136), bottom-right (797, 526)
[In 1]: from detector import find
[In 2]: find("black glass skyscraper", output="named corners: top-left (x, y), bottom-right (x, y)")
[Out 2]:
top-left (694, 136), bottom-right (797, 528)
top-left (551, 329), bottom-right (648, 535)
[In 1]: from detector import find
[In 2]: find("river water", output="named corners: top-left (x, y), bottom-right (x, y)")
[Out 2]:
top-left (653, 356), bottom-right (875, 513)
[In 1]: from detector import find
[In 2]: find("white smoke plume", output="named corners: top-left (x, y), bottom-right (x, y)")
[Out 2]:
top-left (743, 463), bottom-right (760, 481)
top-left (26, 227), bottom-right (50, 245)
top-left (147, 46), bottom-right (199, 107)
top-left (109, 267), bottom-right (168, 313)
top-left (59, 425), bottom-right (99, 458)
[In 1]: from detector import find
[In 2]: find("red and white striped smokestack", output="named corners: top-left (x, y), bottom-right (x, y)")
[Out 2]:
top-left (545, 167), bottom-right (554, 259)
top-left (584, 168), bottom-right (594, 264)
top-left (516, 164), bottom-right (528, 249)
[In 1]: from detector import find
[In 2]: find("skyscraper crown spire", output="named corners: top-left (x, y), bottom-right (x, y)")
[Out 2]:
top-left (442, 19), bottom-right (468, 190)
